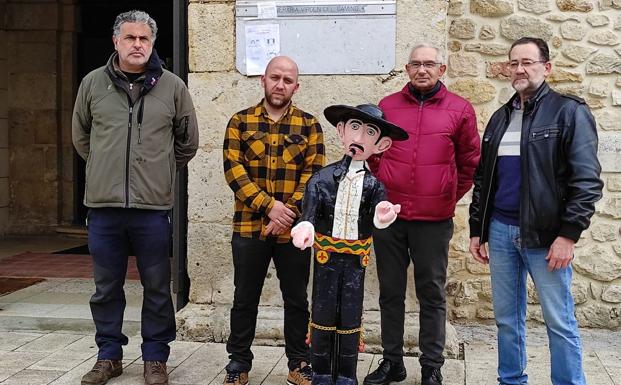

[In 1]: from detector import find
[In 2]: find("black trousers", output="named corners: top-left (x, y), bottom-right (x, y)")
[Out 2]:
top-left (373, 218), bottom-right (453, 368)
top-left (226, 234), bottom-right (311, 372)
top-left (311, 253), bottom-right (365, 382)
top-left (88, 208), bottom-right (175, 362)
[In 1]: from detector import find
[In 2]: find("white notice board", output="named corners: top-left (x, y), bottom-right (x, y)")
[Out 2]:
top-left (235, 0), bottom-right (397, 75)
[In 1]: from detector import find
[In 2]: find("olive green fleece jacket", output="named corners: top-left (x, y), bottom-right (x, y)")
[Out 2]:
top-left (72, 52), bottom-right (199, 210)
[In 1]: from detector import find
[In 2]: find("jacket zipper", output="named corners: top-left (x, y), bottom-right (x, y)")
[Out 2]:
top-left (413, 100), bottom-right (423, 168)
top-left (126, 95), bottom-right (134, 208)
top-left (518, 106), bottom-right (534, 245)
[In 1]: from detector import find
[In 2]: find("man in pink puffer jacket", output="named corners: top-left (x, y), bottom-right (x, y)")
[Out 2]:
top-left (364, 43), bottom-right (480, 385)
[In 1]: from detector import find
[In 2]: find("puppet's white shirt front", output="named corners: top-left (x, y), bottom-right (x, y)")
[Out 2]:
top-left (332, 159), bottom-right (365, 240)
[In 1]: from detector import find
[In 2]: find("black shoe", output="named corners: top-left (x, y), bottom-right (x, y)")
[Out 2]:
top-left (363, 359), bottom-right (406, 385)
top-left (421, 366), bottom-right (442, 385)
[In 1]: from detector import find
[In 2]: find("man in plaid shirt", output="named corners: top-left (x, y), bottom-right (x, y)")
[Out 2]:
top-left (222, 56), bottom-right (325, 385)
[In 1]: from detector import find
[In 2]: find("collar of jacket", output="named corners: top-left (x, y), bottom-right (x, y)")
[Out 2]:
top-left (400, 81), bottom-right (446, 104)
top-left (407, 80), bottom-right (441, 101)
top-left (506, 81), bottom-right (550, 114)
top-left (332, 155), bottom-right (368, 182)
top-left (104, 49), bottom-right (164, 96)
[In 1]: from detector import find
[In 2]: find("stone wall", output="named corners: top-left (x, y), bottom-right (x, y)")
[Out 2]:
top-left (444, 0), bottom-right (621, 329)
top-left (180, 0), bottom-right (621, 347)
top-left (4, 0), bottom-right (76, 234)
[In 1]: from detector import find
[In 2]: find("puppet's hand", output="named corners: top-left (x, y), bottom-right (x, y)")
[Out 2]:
top-left (374, 201), bottom-right (401, 229)
top-left (291, 221), bottom-right (315, 250)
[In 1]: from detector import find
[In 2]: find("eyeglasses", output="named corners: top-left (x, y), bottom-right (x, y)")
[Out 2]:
top-left (407, 61), bottom-right (441, 70)
top-left (508, 60), bottom-right (547, 71)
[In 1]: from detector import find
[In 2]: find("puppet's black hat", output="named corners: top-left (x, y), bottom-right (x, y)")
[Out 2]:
top-left (324, 104), bottom-right (408, 141)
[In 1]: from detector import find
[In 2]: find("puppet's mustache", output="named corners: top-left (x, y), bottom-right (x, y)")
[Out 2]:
top-left (349, 144), bottom-right (364, 155)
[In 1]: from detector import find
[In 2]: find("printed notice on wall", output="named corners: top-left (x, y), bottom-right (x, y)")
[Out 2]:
top-left (245, 24), bottom-right (280, 76)
top-left (257, 1), bottom-right (277, 19)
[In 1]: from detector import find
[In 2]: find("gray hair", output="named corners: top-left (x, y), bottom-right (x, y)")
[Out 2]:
top-left (112, 10), bottom-right (157, 42)
top-left (409, 43), bottom-right (445, 63)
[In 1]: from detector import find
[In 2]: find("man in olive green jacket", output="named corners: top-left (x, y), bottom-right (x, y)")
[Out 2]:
top-left (72, 10), bottom-right (198, 385)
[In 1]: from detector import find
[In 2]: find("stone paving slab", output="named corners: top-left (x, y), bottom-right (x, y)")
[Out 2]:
top-left (118, 338), bottom-right (144, 362)
top-left (107, 362), bottom-right (151, 385)
top-left (14, 332), bottom-right (84, 353)
top-left (0, 369), bottom-right (65, 385)
top-left (29, 349), bottom-right (95, 372)
top-left (48, 357), bottom-right (97, 385)
top-left (0, 331), bottom-right (43, 351)
top-left (0, 350), bottom-right (50, 382)
top-left (170, 343), bottom-right (229, 385)
top-left (356, 353), bottom-right (374, 381)
top-left (63, 335), bottom-right (98, 353)
top-left (167, 341), bottom-right (203, 368)
top-left (464, 342), bottom-right (618, 385)
top-left (596, 350), bottom-right (621, 385)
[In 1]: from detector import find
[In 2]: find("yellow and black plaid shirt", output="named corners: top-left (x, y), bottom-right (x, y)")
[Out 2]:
top-left (223, 101), bottom-right (326, 242)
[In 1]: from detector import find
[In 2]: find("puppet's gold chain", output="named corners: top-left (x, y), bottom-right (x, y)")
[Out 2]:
top-left (308, 321), bottom-right (362, 334)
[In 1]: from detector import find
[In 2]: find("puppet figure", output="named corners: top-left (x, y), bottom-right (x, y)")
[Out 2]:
top-left (291, 104), bottom-right (408, 385)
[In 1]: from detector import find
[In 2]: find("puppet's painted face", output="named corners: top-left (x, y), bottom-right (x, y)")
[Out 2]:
top-left (336, 118), bottom-right (392, 161)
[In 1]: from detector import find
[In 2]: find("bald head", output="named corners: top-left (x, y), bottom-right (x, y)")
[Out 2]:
top-left (261, 56), bottom-right (300, 111)
top-left (264, 56), bottom-right (299, 79)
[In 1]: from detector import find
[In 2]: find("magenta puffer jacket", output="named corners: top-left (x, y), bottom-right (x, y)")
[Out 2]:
top-left (370, 82), bottom-right (480, 221)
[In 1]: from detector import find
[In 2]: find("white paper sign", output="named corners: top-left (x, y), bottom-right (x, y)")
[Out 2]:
top-left (245, 24), bottom-right (280, 75)
top-left (257, 1), bottom-right (277, 19)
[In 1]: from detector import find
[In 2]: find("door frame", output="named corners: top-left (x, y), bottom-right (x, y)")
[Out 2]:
top-left (172, 0), bottom-right (190, 310)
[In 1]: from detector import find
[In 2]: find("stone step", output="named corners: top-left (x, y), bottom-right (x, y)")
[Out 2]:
top-left (0, 314), bottom-right (141, 335)
top-left (55, 226), bottom-right (88, 238)
top-left (175, 304), bottom-right (463, 359)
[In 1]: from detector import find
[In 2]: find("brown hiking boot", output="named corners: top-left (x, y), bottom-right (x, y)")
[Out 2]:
top-left (81, 359), bottom-right (123, 385)
top-left (287, 362), bottom-right (313, 385)
top-left (144, 361), bottom-right (169, 385)
top-left (222, 369), bottom-right (249, 385)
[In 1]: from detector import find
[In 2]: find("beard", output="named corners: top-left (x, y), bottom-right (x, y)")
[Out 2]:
top-left (512, 78), bottom-right (544, 95)
top-left (512, 77), bottom-right (529, 91)
top-left (264, 90), bottom-right (291, 110)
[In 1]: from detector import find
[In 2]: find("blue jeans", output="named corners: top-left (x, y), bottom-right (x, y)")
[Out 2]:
top-left (488, 219), bottom-right (585, 385)
top-left (88, 208), bottom-right (176, 362)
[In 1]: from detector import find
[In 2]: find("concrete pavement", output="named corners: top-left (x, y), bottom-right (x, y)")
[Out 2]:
top-left (0, 278), bottom-right (620, 384)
